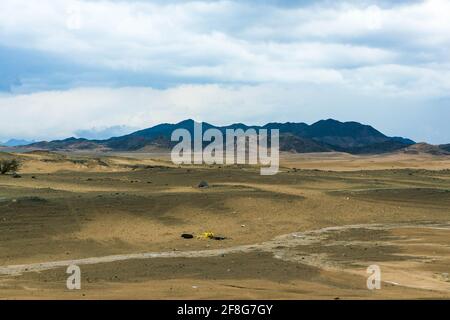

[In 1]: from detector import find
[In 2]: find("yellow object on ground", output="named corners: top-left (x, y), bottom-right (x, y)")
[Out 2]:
top-left (197, 231), bottom-right (214, 239)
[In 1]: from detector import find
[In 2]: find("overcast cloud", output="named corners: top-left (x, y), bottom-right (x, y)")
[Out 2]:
top-left (0, 0), bottom-right (449, 143)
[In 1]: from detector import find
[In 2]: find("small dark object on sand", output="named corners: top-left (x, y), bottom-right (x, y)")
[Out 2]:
top-left (181, 233), bottom-right (194, 239)
top-left (213, 236), bottom-right (226, 240)
top-left (198, 181), bottom-right (209, 188)
top-left (12, 173), bottom-right (21, 178)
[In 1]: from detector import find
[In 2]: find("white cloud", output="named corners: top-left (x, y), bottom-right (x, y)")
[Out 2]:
top-left (0, 0), bottom-right (450, 95)
top-left (0, 84), bottom-right (449, 144)
top-left (0, 0), bottom-right (450, 143)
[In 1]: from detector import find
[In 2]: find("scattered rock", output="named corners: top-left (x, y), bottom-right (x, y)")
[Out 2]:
top-left (198, 181), bottom-right (209, 188)
top-left (181, 233), bottom-right (194, 239)
top-left (21, 196), bottom-right (47, 203)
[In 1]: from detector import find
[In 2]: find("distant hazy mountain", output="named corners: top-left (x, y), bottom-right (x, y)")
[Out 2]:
top-left (25, 119), bottom-right (421, 154)
top-left (0, 139), bottom-right (35, 147)
top-left (74, 125), bottom-right (138, 140)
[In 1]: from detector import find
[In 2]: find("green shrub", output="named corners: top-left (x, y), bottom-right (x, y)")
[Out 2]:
top-left (0, 159), bottom-right (21, 174)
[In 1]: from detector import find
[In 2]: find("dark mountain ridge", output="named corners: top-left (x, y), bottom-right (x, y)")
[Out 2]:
top-left (25, 118), bottom-right (420, 154)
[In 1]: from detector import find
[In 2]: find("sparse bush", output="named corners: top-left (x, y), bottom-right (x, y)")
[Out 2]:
top-left (0, 159), bottom-right (21, 175)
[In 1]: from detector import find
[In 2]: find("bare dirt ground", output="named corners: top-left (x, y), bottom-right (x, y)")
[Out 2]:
top-left (0, 151), bottom-right (449, 299)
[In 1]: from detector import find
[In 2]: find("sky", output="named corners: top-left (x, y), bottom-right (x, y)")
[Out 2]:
top-left (0, 0), bottom-right (449, 143)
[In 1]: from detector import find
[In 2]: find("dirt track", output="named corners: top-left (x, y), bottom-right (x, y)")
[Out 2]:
top-left (1, 151), bottom-right (449, 299)
top-left (1, 222), bottom-right (450, 298)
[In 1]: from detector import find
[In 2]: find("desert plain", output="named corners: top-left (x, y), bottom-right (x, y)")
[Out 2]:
top-left (0, 150), bottom-right (449, 299)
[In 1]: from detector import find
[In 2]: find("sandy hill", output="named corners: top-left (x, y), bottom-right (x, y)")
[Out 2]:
top-left (401, 143), bottom-right (450, 156)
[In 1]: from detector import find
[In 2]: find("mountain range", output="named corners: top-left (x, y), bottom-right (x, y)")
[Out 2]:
top-left (15, 118), bottom-right (444, 155)
top-left (0, 139), bottom-right (36, 147)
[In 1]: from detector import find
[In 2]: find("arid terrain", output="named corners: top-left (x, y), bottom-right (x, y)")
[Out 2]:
top-left (0, 150), bottom-right (449, 299)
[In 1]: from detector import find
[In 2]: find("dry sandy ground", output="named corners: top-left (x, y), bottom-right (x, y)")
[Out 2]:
top-left (0, 151), bottom-right (449, 299)
top-left (281, 152), bottom-right (450, 171)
